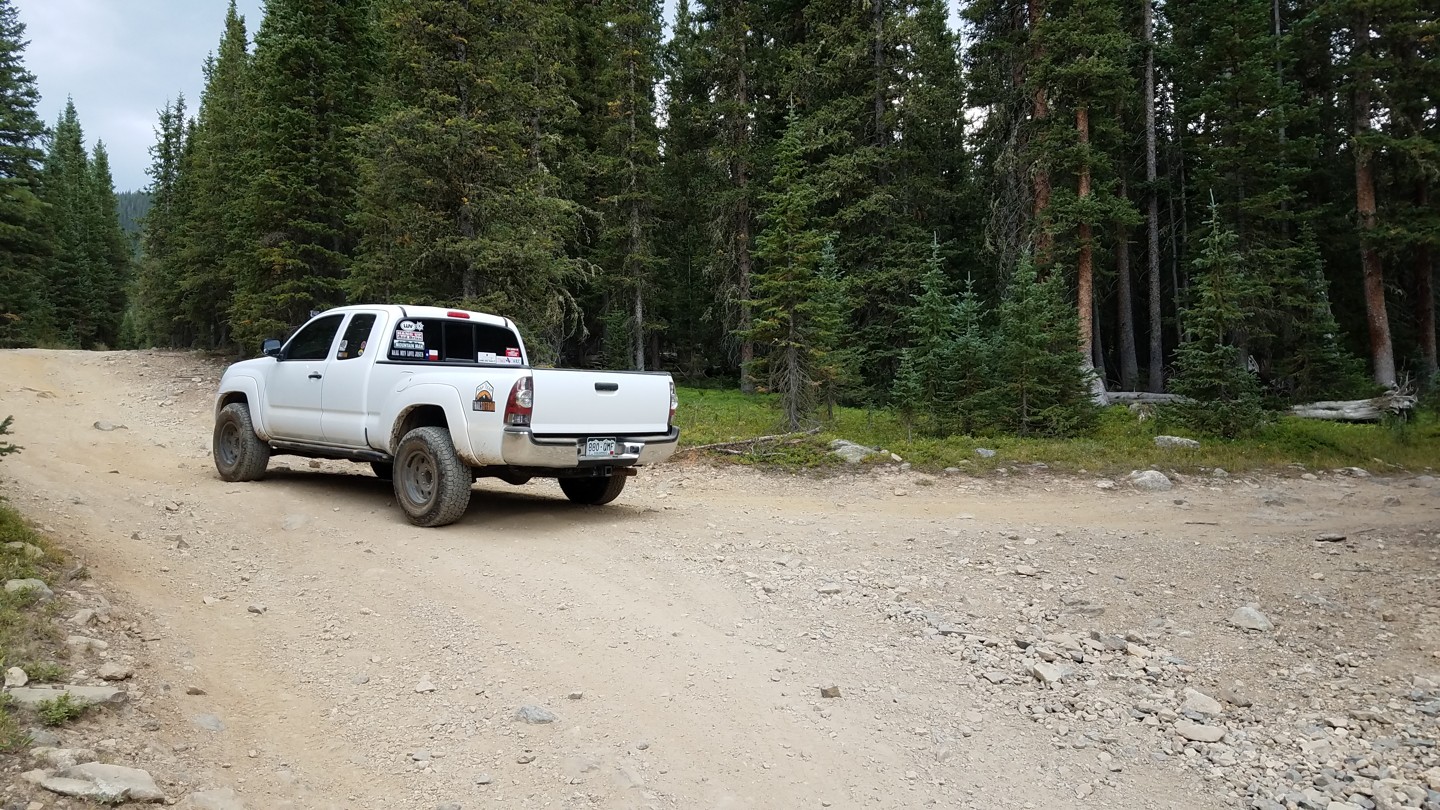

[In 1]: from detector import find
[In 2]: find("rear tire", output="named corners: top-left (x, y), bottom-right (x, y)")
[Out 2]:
top-left (213, 403), bottom-right (270, 482)
top-left (370, 461), bottom-right (393, 481)
top-left (392, 426), bottom-right (472, 527)
top-left (558, 474), bottom-right (627, 506)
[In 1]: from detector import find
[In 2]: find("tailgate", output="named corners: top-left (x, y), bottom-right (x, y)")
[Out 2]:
top-left (529, 370), bottom-right (671, 435)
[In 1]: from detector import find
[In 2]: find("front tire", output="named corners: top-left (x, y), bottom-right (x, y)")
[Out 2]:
top-left (213, 403), bottom-right (270, 482)
top-left (392, 426), bottom-right (472, 527)
top-left (558, 474), bottom-right (627, 506)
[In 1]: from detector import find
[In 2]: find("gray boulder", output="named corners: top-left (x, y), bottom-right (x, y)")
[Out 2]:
top-left (4, 578), bottom-right (53, 601)
top-left (827, 440), bottom-right (875, 464)
top-left (1128, 470), bottom-right (1173, 492)
top-left (1230, 606), bottom-right (1274, 632)
top-left (515, 705), bottom-right (557, 724)
top-left (1154, 435), bottom-right (1200, 449)
top-left (6, 685), bottom-right (127, 708)
top-left (30, 762), bottom-right (165, 803)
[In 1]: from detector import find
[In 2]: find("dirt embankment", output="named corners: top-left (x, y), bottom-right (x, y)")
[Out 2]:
top-left (1, 348), bottom-right (1438, 810)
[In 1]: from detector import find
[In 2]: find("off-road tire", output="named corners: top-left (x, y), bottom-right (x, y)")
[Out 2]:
top-left (213, 403), bottom-right (270, 482)
top-left (392, 426), bottom-right (472, 527)
top-left (558, 474), bottom-right (627, 506)
top-left (370, 461), bottom-right (394, 481)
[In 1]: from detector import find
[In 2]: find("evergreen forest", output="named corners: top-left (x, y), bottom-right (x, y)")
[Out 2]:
top-left (0, 0), bottom-right (1435, 438)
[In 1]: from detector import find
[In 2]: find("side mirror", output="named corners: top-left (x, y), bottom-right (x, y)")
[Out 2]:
top-left (261, 338), bottom-right (283, 358)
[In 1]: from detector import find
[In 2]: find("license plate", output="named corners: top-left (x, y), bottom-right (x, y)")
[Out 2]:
top-left (583, 438), bottom-right (617, 458)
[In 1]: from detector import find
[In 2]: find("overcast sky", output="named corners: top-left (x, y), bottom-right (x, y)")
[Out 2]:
top-left (16, 0), bottom-right (267, 192)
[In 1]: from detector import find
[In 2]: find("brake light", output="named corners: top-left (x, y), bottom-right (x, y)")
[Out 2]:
top-left (505, 376), bottom-right (533, 427)
top-left (669, 379), bottom-right (677, 427)
top-left (446, 310), bottom-right (471, 319)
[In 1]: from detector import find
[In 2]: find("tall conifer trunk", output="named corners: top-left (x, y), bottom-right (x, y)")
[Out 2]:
top-left (734, 12), bottom-right (755, 393)
top-left (1144, 0), bottom-right (1163, 392)
top-left (1350, 12), bottom-right (1396, 388)
top-left (1116, 214), bottom-right (1138, 390)
top-left (1076, 105), bottom-right (1094, 367)
top-left (1029, 0), bottom-right (1052, 262)
top-left (1417, 183), bottom-right (1437, 383)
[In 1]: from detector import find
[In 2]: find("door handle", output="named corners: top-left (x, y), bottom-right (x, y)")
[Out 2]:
top-left (309, 372), bottom-right (323, 380)
top-left (595, 382), bottom-right (619, 392)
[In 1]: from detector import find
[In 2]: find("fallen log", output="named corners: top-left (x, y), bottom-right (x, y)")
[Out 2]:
top-left (1289, 392), bottom-right (1416, 422)
top-left (677, 427), bottom-right (821, 454)
top-left (1103, 392), bottom-right (1187, 406)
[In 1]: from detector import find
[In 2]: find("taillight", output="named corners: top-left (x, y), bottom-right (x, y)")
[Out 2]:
top-left (668, 379), bottom-right (677, 427)
top-left (505, 376), bottom-right (533, 427)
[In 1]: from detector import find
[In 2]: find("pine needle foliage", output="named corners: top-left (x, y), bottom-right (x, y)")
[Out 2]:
top-left (1171, 202), bottom-right (1269, 437)
top-left (991, 256), bottom-right (1098, 437)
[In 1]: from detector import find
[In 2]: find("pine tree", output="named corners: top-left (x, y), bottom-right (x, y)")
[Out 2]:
top-left (749, 107), bottom-right (828, 431)
top-left (811, 239), bottom-right (856, 418)
top-left (350, 0), bottom-right (581, 353)
top-left (40, 100), bottom-right (98, 347)
top-left (992, 254), bottom-right (1097, 436)
top-left (1171, 203), bottom-right (1267, 437)
top-left (945, 276), bottom-right (998, 436)
top-left (134, 96), bottom-right (188, 346)
top-left (230, 0), bottom-right (373, 348)
top-left (1267, 229), bottom-right (1369, 401)
top-left (891, 349), bottom-right (923, 441)
top-left (655, 0), bottom-right (723, 376)
top-left (903, 238), bottom-right (961, 434)
top-left (699, 0), bottom-right (763, 392)
top-left (592, 0), bottom-right (664, 370)
top-left (84, 142), bottom-right (130, 347)
top-left (0, 0), bottom-right (48, 347)
top-left (170, 1), bottom-right (252, 349)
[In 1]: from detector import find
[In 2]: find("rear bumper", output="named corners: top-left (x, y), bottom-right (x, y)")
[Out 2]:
top-left (500, 427), bottom-right (680, 469)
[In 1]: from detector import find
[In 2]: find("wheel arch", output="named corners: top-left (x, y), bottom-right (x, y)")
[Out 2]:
top-left (215, 376), bottom-right (268, 439)
top-left (385, 389), bottom-right (477, 464)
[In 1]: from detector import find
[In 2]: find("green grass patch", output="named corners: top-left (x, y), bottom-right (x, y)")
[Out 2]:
top-left (672, 386), bottom-right (1440, 474)
top-left (0, 498), bottom-right (72, 743)
top-left (35, 693), bottom-right (87, 727)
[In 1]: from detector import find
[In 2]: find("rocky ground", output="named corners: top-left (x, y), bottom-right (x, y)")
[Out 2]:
top-left (0, 348), bottom-right (1437, 810)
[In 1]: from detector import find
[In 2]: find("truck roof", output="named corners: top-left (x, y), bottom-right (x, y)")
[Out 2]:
top-left (332, 304), bottom-right (516, 331)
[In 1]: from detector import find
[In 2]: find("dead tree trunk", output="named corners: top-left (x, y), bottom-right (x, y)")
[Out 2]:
top-left (1351, 12), bottom-right (1397, 388)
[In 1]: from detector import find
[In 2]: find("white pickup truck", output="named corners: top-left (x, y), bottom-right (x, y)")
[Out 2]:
top-left (211, 305), bottom-right (679, 527)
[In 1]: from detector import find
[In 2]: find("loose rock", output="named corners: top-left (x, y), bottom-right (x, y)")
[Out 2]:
top-left (4, 578), bottom-right (53, 601)
top-left (5, 666), bottom-right (27, 687)
top-left (1181, 688), bottom-right (1223, 715)
top-left (515, 705), bottom-right (557, 724)
top-left (188, 787), bottom-right (246, 810)
top-left (97, 662), bottom-right (133, 681)
top-left (1174, 721), bottom-right (1226, 743)
top-left (1154, 435), bottom-right (1201, 449)
top-left (1128, 470), bottom-right (1173, 492)
top-left (32, 762), bottom-right (165, 803)
top-left (1229, 606), bottom-right (1274, 632)
top-left (820, 685), bottom-right (842, 698)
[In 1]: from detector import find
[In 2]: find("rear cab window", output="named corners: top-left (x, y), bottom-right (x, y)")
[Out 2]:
top-left (387, 317), bottom-right (525, 366)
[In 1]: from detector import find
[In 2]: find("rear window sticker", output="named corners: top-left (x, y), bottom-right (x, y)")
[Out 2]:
top-left (505, 347), bottom-right (521, 358)
top-left (478, 351), bottom-right (498, 363)
top-left (399, 320), bottom-right (423, 332)
top-left (473, 382), bottom-right (496, 412)
top-left (427, 349), bottom-right (439, 361)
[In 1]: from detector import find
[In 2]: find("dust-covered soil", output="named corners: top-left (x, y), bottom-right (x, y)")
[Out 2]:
top-left (1, 348), bottom-right (1438, 810)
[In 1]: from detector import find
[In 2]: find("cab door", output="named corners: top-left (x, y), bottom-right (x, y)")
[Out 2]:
top-left (264, 313), bottom-right (344, 442)
top-left (320, 311), bottom-right (384, 447)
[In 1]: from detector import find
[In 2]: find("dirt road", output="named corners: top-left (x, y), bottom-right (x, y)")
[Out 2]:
top-left (2, 349), bottom-right (1438, 810)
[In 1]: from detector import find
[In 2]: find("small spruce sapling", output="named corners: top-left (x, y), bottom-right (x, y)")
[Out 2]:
top-left (1170, 202), bottom-right (1268, 437)
top-left (991, 255), bottom-right (1096, 437)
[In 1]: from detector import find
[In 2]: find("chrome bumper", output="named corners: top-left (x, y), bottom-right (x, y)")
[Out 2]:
top-left (500, 428), bottom-right (680, 468)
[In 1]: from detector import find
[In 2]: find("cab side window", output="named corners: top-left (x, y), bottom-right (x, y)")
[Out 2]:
top-left (283, 314), bottom-right (344, 361)
top-left (335, 314), bottom-right (378, 360)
